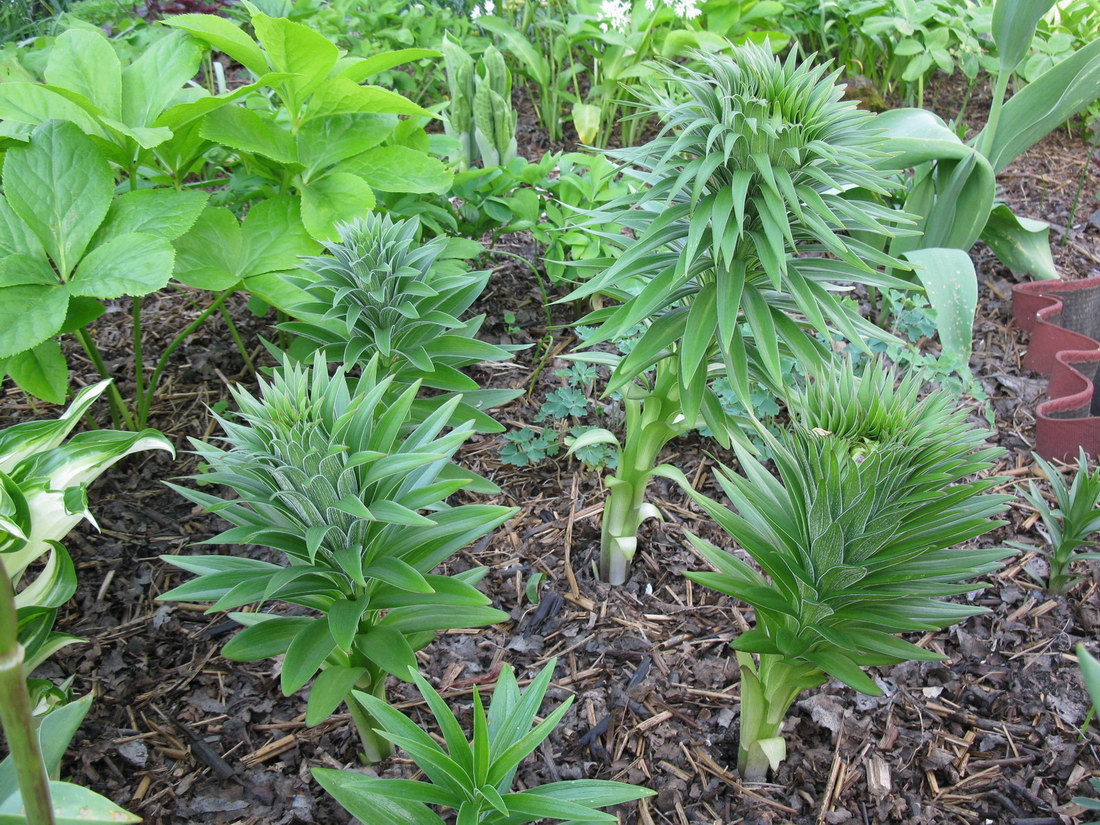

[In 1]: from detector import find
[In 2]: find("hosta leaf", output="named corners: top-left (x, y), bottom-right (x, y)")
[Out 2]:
top-left (0, 780), bottom-right (140, 824)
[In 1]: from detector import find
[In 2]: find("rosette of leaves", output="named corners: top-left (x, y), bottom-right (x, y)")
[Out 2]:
top-left (314, 659), bottom-right (654, 824)
top-left (561, 44), bottom-right (916, 583)
top-left (167, 9), bottom-right (453, 240)
top-left (161, 355), bottom-right (516, 762)
top-left (661, 359), bottom-right (1011, 780)
top-left (279, 214), bottom-right (523, 432)
top-left (1016, 449), bottom-right (1100, 594)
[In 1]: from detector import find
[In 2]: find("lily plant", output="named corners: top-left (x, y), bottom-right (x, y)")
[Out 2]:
top-left (314, 659), bottom-right (654, 823)
top-left (564, 44), bottom-right (916, 583)
top-left (279, 213), bottom-right (522, 432)
top-left (1016, 449), bottom-right (1100, 595)
top-left (162, 355), bottom-right (516, 762)
top-left (662, 359), bottom-right (1011, 780)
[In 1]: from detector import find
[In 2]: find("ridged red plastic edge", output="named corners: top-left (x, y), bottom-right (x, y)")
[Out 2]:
top-left (1011, 276), bottom-right (1100, 461)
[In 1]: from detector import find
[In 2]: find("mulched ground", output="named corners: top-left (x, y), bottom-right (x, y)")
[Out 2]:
top-left (2, 69), bottom-right (1100, 825)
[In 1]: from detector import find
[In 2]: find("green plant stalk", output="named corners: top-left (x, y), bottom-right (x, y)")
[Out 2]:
top-left (0, 574), bottom-right (56, 825)
top-left (1061, 156), bottom-right (1093, 247)
top-left (736, 652), bottom-right (825, 782)
top-left (217, 304), bottom-right (256, 375)
top-left (75, 329), bottom-right (135, 430)
top-left (132, 297), bottom-right (144, 423)
top-left (346, 673), bottom-right (393, 765)
top-left (1048, 547), bottom-right (1078, 595)
top-left (979, 69), bottom-right (1012, 157)
top-left (599, 360), bottom-right (686, 584)
top-left (136, 289), bottom-right (234, 428)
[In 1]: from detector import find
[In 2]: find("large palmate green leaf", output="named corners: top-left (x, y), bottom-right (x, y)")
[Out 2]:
top-left (0, 26), bottom-right (264, 181)
top-left (173, 197), bottom-right (320, 306)
top-left (0, 121), bottom-right (206, 402)
top-left (168, 9), bottom-right (449, 240)
top-left (3, 120), bottom-right (112, 280)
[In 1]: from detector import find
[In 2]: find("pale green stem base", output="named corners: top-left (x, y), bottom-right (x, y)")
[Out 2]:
top-left (0, 576), bottom-right (55, 825)
top-left (346, 677), bottom-right (393, 765)
top-left (599, 360), bottom-right (687, 585)
top-left (736, 652), bottom-right (826, 782)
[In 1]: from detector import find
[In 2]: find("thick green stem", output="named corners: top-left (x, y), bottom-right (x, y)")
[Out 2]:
top-left (979, 70), bottom-right (1012, 157)
top-left (75, 329), bottom-right (135, 430)
top-left (132, 297), bottom-right (144, 420)
top-left (0, 575), bottom-right (56, 825)
top-left (599, 467), bottom-right (652, 585)
top-left (598, 360), bottom-right (684, 585)
top-left (346, 676), bottom-right (393, 764)
top-left (736, 652), bottom-right (825, 782)
top-left (137, 289), bottom-right (233, 428)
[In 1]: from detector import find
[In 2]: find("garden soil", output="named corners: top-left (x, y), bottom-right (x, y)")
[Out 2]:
top-left (2, 78), bottom-right (1099, 825)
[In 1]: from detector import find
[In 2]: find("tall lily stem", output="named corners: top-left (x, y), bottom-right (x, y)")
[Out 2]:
top-left (599, 359), bottom-right (688, 584)
top-left (0, 574), bottom-right (56, 825)
top-left (735, 652), bottom-right (825, 782)
top-left (347, 674), bottom-right (394, 765)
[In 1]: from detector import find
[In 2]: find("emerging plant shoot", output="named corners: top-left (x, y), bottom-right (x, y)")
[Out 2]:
top-left (565, 44), bottom-right (916, 583)
top-left (314, 659), bottom-right (654, 823)
top-left (162, 355), bottom-right (515, 762)
top-left (665, 359), bottom-right (1011, 780)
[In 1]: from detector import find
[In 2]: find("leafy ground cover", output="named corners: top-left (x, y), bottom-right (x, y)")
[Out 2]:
top-left (0, 70), bottom-right (1095, 824)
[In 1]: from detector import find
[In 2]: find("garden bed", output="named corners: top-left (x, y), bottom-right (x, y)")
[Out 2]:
top-left (3, 80), bottom-right (1100, 825)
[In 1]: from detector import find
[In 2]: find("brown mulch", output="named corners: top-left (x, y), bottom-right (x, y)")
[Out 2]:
top-left (2, 73), bottom-right (1100, 825)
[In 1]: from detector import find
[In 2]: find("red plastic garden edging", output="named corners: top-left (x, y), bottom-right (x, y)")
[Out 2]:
top-left (1011, 275), bottom-right (1100, 461)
